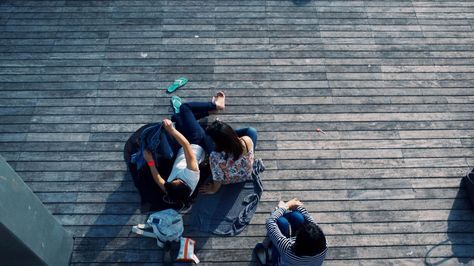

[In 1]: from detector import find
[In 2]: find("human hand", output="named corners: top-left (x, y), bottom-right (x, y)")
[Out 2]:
top-left (163, 119), bottom-right (173, 131)
top-left (286, 198), bottom-right (303, 210)
top-left (198, 183), bottom-right (216, 195)
top-left (278, 200), bottom-right (287, 209)
top-left (143, 149), bottom-right (154, 162)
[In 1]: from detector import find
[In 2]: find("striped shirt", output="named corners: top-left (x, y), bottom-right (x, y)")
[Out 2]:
top-left (266, 206), bottom-right (327, 266)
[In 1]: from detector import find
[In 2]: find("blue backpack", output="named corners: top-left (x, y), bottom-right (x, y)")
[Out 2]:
top-left (132, 209), bottom-right (184, 247)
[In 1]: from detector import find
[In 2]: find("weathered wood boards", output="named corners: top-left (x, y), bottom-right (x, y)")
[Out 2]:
top-left (0, 0), bottom-right (473, 264)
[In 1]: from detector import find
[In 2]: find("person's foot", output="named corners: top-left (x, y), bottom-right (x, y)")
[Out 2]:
top-left (254, 243), bottom-right (267, 266)
top-left (170, 95), bottom-right (182, 114)
top-left (212, 91), bottom-right (225, 111)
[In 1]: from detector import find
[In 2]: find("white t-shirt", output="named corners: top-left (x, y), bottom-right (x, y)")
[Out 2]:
top-left (167, 144), bottom-right (205, 194)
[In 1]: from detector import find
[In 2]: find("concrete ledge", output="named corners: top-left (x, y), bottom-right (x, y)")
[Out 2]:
top-left (0, 155), bottom-right (73, 266)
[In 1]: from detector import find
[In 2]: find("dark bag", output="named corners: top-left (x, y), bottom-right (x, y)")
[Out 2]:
top-left (124, 124), bottom-right (178, 211)
top-left (462, 168), bottom-right (474, 210)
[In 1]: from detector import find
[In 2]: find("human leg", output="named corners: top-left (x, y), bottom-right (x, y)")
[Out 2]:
top-left (283, 210), bottom-right (305, 237)
top-left (172, 103), bottom-right (206, 145)
top-left (276, 216), bottom-right (291, 237)
top-left (171, 92), bottom-right (224, 147)
top-left (182, 101), bottom-right (217, 120)
top-left (274, 211), bottom-right (305, 239)
top-left (269, 211), bottom-right (305, 264)
top-left (234, 127), bottom-right (258, 149)
top-left (173, 91), bottom-right (224, 119)
top-left (270, 216), bottom-right (291, 263)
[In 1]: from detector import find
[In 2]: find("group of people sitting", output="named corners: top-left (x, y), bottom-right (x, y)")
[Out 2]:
top-left (128, 91), bottom-right (327, 265)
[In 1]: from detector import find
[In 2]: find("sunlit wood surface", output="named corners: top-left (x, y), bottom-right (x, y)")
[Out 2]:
top-left (1, 0), bottom-right (473, 265)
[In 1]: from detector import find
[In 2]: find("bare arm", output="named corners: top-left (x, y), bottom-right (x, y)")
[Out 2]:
top-left (198, 181), bottom-right (222, 194)
top-left (163, 119), bottom-right (198, 171)
top-left (241, 136), bottom-right (254, 153)
top-left (144, 149), bottom-right (166, 193)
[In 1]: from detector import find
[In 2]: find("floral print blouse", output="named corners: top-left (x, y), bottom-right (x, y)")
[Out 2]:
top-left (209, 148), bottom-right (255, 185)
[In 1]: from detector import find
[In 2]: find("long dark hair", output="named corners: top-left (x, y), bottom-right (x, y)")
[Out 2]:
top-left (206, 120), bottom-right (243, 160)
top-left (164, 180), bottom-right (191, 207)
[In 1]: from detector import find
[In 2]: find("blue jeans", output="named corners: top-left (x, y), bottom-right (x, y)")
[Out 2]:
top-left (173, 102), bottom-right (258, 152)
top-left (172, 102), bottom-right (216, 146)
top-left (272, 211), bottom-right (305, 263)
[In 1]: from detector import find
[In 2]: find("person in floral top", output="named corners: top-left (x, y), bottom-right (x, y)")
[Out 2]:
top-left (198, 120), bottom-right (257, 194)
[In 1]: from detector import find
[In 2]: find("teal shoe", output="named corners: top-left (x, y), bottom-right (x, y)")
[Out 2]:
top-left (170, 95), bottom-right (182, 114)
top-left (167, 77), bottom-right (187, 93)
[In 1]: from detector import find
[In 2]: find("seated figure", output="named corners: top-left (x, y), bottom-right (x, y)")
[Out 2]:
top-left (199, 120), bottom-right (258, 194)
top-left (255, 198), bottom-right (328, 266)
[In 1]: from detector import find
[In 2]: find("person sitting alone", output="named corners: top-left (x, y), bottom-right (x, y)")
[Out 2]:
top-left (198, 120), bottom-right (257, 194)
top-left (255, 198), bottom-right (327, 266)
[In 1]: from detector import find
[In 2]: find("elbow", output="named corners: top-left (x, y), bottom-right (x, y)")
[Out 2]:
top-left (265, 217), bottom-right (274, 228)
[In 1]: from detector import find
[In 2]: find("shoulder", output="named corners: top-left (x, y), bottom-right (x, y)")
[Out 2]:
top-left (240, 136), bottom-right (254, 151)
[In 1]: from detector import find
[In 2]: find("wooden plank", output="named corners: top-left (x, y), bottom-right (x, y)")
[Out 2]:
top-left (71, 232), bottom-right (474, 251)
top-left (31, 187), bottom-right (469, 204)
top-left (24, 177), bottom-right (463, 193)
top-left (64, 218), bottom-right (474, 238)
top-left (45, 197), bottom-right (472, 216)
top-left (16, 167), bottom-right (468, 182)
top-left (1, 0), bottom-right (473, 264)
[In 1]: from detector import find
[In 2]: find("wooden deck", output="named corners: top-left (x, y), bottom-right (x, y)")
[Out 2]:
top-left (1, 0), bottom-right (474, 265)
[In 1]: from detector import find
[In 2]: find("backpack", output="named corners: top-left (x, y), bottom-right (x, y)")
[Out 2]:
top-left (132, 209), bottom-right (184, 247)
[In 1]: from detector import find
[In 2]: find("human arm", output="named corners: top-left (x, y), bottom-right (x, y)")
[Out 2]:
top-left (143, 149), bottom-right (167, 193)
top-left (285, 198), bottom-right (316, 224)
top-left (240, 136), bottom-right (254, 153)
top-left (198, 181), bottom-right (222, 194)
top-left (162, 119), bottom-right (199, 171)
top-left (266, 202), bottom-right (294, 253)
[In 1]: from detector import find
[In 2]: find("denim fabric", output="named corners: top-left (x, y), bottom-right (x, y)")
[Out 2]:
top-left (172, 102), bottom-right (216, 147)
top-left (272, 210), bottom-right (305, 263)
top-left (131, 123), bottom-right (174, 170)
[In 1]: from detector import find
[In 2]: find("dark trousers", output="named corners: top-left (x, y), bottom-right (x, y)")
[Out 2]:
top-left (272, 211), bottom-right (305, 263)
top-left (172, 102), bottom-right (216, 146)
top-left (173, 101), bottom-right (258, 152)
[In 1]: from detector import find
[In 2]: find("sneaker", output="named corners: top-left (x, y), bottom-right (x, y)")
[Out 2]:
top-left (254, 243), bottom-right (267, 266)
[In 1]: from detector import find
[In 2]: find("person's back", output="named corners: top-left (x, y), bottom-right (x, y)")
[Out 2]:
top-left (275, 221), bottom-right (327, 265)
top-left (209, 146), bottom-right (254, 184)
top-left (199, 120), bottom-right (257, 194)
top-left (265, 199), bottom-right (327, 266)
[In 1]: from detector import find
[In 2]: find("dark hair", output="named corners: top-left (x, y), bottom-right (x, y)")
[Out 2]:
top-left (206, 120), bottom-right (243, 160)
top-left (293, 222), bottom-right (327, 257)
top-left (164, 180), bottom-right (191, 206)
